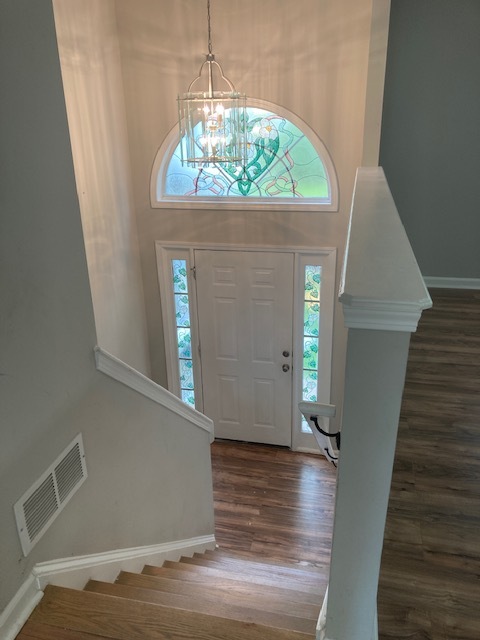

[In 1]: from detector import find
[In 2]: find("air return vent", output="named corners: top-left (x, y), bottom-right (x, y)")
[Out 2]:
top-left (14, 434), bottom-right (87, 556)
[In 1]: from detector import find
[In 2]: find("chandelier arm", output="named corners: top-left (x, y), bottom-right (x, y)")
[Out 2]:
top-left (186, 61), bottom-right (207, 94)
top-left (186, 58), bottom-right (236, 95)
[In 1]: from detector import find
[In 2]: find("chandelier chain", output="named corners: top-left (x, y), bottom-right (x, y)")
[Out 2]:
top-left (207, 0), bottom-right (212, 55)
top-left (178, 0), bottom-right (246, 167)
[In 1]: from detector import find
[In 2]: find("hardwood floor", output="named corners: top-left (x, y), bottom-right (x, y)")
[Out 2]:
top-left (378, 289), bottom-right (480, 640)
top-left (211, 289), bottom-right (480, 640)
top-left (211, 440), bottom-right (336, 573)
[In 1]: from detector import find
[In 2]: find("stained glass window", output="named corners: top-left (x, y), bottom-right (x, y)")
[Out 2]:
top-left (159, 107), bottom-right (333, 203)
top-left (171, 259), bottom-right (196, 407)
top-left (302, 265), bottom-right (322, 433)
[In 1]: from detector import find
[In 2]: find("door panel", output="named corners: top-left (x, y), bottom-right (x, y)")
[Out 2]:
top-left (195, 250), bottom-right (294, 446)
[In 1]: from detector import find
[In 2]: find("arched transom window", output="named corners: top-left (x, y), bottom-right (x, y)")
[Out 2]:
top-left (151, 101), bottom-right (338, 211)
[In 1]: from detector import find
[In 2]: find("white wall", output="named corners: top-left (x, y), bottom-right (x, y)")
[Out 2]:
top-left (114, 0), bottom-right (389, 427)
top-left (53, 0), bottom-right (151, 374)
top-left (0, 0), bottom-right (214, 613)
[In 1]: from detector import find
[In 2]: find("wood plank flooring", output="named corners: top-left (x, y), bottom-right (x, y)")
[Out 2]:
top-left (378, 289), bottom-right (480, 640)
top-left (211, 439), bottom-right (336, 572)
top-left (211, 288), bottom-right (480, 640)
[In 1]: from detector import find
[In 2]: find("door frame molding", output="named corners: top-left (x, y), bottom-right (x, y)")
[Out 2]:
top-left (155, 241), bottom-right (337, 452)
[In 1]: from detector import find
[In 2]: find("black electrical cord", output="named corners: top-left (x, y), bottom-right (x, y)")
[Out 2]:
top-left (310, 415), bottom-right (341, 451)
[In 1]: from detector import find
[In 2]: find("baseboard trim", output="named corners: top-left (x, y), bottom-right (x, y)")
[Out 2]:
top-left (317, 586), bottom-right (328, 640)
top-left (0, 534), bottom-right (215, 640)
top-left (0, 575), bottom-right (43, 640)
top-left (424, 276), bottom-right (480, 290)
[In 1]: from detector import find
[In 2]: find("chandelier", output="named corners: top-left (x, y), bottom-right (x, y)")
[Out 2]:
top-left (177, 0), bottom-right (247, 167)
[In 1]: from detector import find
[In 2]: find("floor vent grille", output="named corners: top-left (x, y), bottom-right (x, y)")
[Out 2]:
top-left (14, 434), bottom-right (87, 556)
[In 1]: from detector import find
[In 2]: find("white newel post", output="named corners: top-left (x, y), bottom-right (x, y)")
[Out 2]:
top-left (319, 168), bottom-right (432, 640)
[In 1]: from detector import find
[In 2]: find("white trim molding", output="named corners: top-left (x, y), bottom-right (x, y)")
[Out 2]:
top-left (423, 276), bottom-right (480, 290)
top-left (0, 575), bottom-right (43, 640)
top-left (94, 347), bottom-right (214, 442)
top-left (33, 535), bottom-right (216, 589)
top-left (0, 534), bottom-right (215, 640)
top-left (340, 298), bottom-right (430, 332)
top-left (317, 586), bottom-right (329, 640)
top-left (339, 167), bottom-right (432, 332)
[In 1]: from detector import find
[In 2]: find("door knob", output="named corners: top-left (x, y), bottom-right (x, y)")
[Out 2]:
top-left (282, 364), bottom-right (290, 372)
top-left (282, 350), bottom-right (290, 357)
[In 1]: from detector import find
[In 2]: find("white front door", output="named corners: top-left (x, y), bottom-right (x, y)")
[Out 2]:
top-left (195, 250), bottom-right (294, 446)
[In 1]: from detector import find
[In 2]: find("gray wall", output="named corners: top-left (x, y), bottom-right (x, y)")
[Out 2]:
top-left (380, 0), bottom-right (480, 278)
top-left (0, 0), bottom-right (214, 613)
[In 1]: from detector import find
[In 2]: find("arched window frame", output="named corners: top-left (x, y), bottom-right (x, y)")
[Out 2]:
top-left (151, 98), bottom-right (339, 212)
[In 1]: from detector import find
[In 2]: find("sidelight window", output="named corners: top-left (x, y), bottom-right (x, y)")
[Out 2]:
top-left (301, 265), bottom-right (322, 432)
top-left (171, 259), bottom-right (196, 407)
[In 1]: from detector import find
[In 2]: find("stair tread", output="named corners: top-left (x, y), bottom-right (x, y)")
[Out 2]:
top-left (116, 571), bottom-right (320, 619)
top-left (159, 560), bottom-right (324, 594)
top-left (17, 620), bottom-right (108, 639)
top-left (85, 580), bottom-right (317, 634)
top-left (30, 585), bottom-right (314, 640)
top-left (205, 548), bottom-right (325, 573)
top-left (186, 552), bottom-right (326, 585)
top-left (141, 565), bottom-right (322, 604)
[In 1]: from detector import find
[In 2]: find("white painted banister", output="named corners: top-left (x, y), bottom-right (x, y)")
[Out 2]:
top-left (94, 347), bottom-right (214, 442)
top-left (320, 167), bottom-right (431, 640)
top-left (339, 167), bottom-right (431, 331)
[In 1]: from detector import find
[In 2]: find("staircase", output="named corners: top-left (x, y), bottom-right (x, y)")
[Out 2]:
top-left (17, 549), bottom-right (325, 639)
